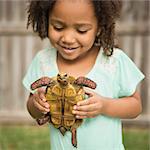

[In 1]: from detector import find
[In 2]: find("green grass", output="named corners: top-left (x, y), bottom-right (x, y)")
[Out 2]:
top-left (123, 128), bottom-right (149, 150)
top-left (0, 125), bottom-right (149, 150)
top-left (0, 125), bottom-right (50, 150)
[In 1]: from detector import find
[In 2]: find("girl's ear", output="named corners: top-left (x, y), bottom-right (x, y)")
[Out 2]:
top-left (96, 28), bottom-right (101, 37)
top-left (94, 28), bottom-right (101, 47)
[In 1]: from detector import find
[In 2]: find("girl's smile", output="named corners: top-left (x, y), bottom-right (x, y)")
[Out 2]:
top-left (59, 46), bottom-right (80, 55)
top-left (57, 42), bottom-right (80, 54)
top-left (48, 0), bottom-right (99, 61)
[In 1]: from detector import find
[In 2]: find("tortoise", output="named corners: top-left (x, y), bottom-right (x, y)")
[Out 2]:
top-left (31, 73), bottom-right (97, 147)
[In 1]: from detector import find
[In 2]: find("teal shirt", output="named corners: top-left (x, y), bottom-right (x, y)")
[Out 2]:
top-left (23, 47), bottom-right (145, 150)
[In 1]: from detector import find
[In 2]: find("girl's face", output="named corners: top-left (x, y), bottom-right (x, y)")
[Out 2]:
top-left (48, 0), bottom-right (99, 61)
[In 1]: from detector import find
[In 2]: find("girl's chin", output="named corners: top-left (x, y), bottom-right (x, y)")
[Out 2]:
top-left (60, 54), bottom-right (78, 61)
top-left (57, 52), bottom-right (80, 61)
top-left (57, 49), bottom-right (79, 60)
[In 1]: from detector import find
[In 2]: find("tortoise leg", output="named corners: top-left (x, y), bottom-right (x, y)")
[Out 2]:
top-left (71, 128), bottom-right (77, 148)
top-left (36, 114), bottom-right (50, 125)
top-left (31, 77), bottom-right (53, 90)
top-left (75, 77), bottom-right (97, 89)
top-left (59, 126), bottom-right (67, 136)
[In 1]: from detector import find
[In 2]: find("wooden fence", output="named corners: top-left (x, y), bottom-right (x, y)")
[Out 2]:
top-left (0, 0), bottom-right (149, 125)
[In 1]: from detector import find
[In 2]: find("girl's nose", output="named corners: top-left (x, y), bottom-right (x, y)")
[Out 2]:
top-left (61, 31), bottom-right (76, 45)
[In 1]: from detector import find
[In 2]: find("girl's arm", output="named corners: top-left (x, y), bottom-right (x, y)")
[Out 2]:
top-left (27, 88), bottom-right (50, 119)
top-left (101, 91), bottom-right (142, 118)
top-left (72, 89), bottom-right (142, 119)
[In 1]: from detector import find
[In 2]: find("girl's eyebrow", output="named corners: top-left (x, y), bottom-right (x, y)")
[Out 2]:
top-left (50, 19), bottom-right (64, 25)
top-left (75, 24), bottom-right (92, 29)
top-left (50, 18), bottom-right (93, 28)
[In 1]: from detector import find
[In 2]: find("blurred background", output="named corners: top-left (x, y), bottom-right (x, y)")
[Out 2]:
top-left (0, 0), bottom-right (149, 149)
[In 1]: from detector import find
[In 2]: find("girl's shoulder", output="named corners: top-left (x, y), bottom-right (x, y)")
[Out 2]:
top-left (111, 48), bottom-right (145, 97)
top-left (98, 48), bottom-right (134, 75)
top-left (95, 48), bottom-right (126, 75)
top-left (99, 48), bottom-right (128, 67)
top-left (110, 48), bottom-right (132, 66)
top-left (100, 47), bottom-right (128, 64)
top-left (112, 48), bottom-right (127, 60)
top-left (112, 48), bottom-right (139, 69)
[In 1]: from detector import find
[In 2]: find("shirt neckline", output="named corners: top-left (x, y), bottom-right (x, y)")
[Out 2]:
top-left (51, 47), bottom-right (103, 78)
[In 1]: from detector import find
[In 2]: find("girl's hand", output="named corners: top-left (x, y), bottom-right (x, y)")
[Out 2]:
top-left (72, 88), bottom-right (105, 119)
top-left (32, 88), bottom-right (50, 114)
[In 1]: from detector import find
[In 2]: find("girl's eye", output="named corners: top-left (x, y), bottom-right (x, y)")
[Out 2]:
top-left (77, 30), bottom-right (88, 34)
top-left (53, 26), bottom-right (63, 31)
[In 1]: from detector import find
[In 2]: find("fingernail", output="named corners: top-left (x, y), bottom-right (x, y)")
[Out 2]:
top-left (73, 105), bottom-right (77, 110)
top-left (46, 109), bottom-right (50, 112)
top-left (76, 115), bottom-right (79, 118)
top-left (45, 104), bottom-right (49, 108)
top-left (72, 110), bottom-right (75, 114)
top-left (42, 98), bottom-right (46, 101)
top-left (77, 103), bottom-right (80, 106)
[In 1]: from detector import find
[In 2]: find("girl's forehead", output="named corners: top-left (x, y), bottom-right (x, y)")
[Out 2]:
top-left (52, 0), bottom-right (93, 12)
top-left (49, 0), bottom-right (96, 23)
top-left (55, 0), bottom-right (91, 4)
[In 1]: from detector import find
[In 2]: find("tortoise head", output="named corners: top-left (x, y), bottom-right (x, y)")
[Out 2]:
top-left (57, 73), bottom-right (69, 86)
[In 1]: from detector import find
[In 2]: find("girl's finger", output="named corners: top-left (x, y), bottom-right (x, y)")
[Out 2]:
top-left (39, 99), bottom-right (50, 109)
top-left (85, 92), bottom-right (93, 98)
top-left (77, 98), bottom-right (94, 106)
top-left (37, 87), bottom-right (46, 93)
top-left (72, 110), bottom-right (88, 116)
top-left (39, 92), bottom-right (47, 102)
top-left (75, 110), bottom-right (98, 119)
top-left (37, 88), bottom-right (47, 102)
top-left (76, 115), bottom-right (87, 119)
top-left (84, 88), bottom-right (94, 98)
top-left (33, 96), bottom-right (50, 109)
top-left (74, 103), bottom-right (97, 112)
top-left (33, 100), bottom-right (50, 113)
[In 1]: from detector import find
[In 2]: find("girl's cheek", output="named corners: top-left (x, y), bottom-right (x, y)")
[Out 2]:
top-left (48, 26), bottom-right (59, 37)
top-left (48, 31), bottom-right (60, 43)
top-left (81, 32), bottom-right (96, 45)
top-left (81, 38), bottom-right (95, 48)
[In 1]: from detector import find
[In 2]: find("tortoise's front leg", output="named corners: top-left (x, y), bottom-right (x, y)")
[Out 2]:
top-left (31, 77), bottom-right (53, 90)
top-left (75, 77), bottom-right (97, 89)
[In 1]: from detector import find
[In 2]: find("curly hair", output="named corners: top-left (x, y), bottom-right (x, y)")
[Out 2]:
top-left (27, 0), bottom-right (122, 56)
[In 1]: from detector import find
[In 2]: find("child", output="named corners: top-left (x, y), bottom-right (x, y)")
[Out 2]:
top-left (23, 0), bottom-right (145, 149)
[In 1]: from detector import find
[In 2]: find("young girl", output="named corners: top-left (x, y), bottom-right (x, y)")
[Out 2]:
top-left (23, 0), bottom-right (145, 149)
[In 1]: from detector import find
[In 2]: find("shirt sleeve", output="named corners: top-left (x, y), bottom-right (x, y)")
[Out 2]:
top-left (117, 50), bottom-right (145, 97)
top-left (22, 52), bottom-right (42, 93)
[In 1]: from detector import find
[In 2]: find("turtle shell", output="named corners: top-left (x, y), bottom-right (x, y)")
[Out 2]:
top-left (31, 73), bottom-right (97, 147)
top-left (45, 74), bottom-right (84, 134)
